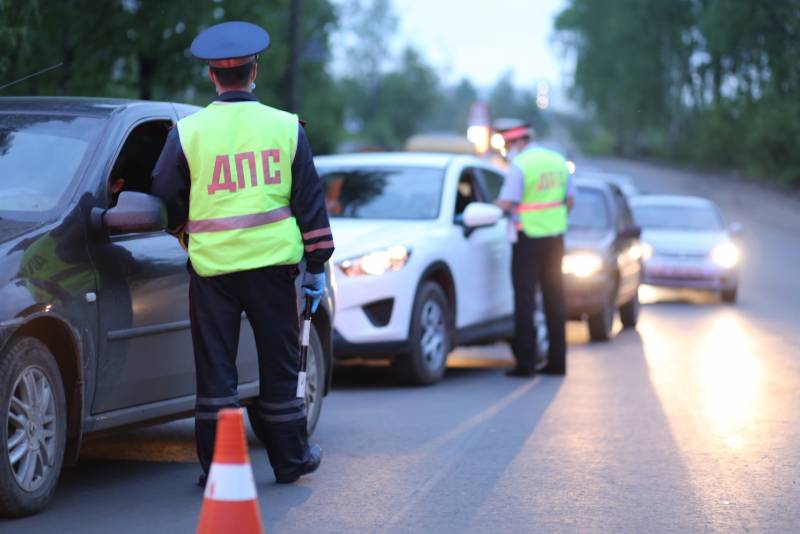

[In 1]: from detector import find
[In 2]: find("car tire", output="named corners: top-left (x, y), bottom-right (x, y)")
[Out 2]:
top-left (246, 322), bottom-right (325, 437)
top-left (588, 286), bottom-right (616, 342)
top-left (0, 337), bottom-right (67, 518)
top-left (721, 287), bottom-right (738, 303)
top-left (619, 290), bottom-right (640, 328)
top-left (392, 282), bottom-right (452, 385)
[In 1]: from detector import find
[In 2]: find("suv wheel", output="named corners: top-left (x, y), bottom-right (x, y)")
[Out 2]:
top-left (619, 290), bottom-right (640, 328)
top-left (393, 282), bottom-right (452, 385)
top-left (247, 322), bottom-right (325, 436)
top-left (721, 287), bottom-right (738, 303)
top-left (588, 286), bottom-right (616, 342)
top-left (0, 337), bottom-right (67, 517)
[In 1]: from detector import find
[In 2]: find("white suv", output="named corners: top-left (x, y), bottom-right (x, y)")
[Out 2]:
top-left (316, 152), bottom-right (538, 384)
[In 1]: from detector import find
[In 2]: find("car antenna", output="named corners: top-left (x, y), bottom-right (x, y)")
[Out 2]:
top-left (0, 62), bottom-right (64, 92)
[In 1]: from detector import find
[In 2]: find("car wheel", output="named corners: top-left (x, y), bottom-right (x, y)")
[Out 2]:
top-left (588, 286), bottom-right (616, 342)
top-left (247, 322), bottom-right (325, 437)
top-left (0, 337), bottom-right (67, 518)
top-left (721, 287), bottom-right (738, 303)
top-left (619, 290), bottom-right (640, 328)
top-left (392, 282), bottom-right (452, 385)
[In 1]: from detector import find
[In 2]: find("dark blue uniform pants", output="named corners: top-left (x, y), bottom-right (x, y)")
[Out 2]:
top-left (511, 233), bottom-right (567, 372)
top-left (188, 263), bottom-right (310, 476)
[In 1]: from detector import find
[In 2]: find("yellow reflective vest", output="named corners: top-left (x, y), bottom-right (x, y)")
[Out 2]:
top-left (177, 101), bottom-right (304, 276)
top-left (514, 147), bottom-right (570, 237)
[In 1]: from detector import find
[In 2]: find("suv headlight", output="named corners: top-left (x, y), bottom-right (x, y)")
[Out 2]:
top-left (339, 245), bottom-right (411, 277)
top-left (562, 251), bottom-right (604, 278)
top-left (640, 242), bottom-right (654, 260)
top-left (710, 242), bottom-right (739, 268)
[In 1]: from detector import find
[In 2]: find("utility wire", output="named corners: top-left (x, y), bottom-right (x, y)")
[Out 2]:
top-left (0, 62), bottom-right (64, 92)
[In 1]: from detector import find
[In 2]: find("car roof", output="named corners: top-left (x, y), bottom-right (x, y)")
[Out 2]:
top-left (315, 151), bottom-right (495, 170)
top-left (0, 96), bottom-right (174, 118)
top-left (577, 169), bottom-right (633, 184)
top-left (573, 177), bottom-right (613, 192)
top-left (629, 194), bottom-right (715, 208)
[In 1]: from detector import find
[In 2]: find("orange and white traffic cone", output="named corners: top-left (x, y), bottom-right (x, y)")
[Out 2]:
top-left (197, 408), bottom-right (264, 534)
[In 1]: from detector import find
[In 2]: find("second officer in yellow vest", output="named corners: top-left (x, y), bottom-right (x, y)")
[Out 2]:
top-left (152, 21), bottom-right (333, 485)
top-left (495, 122), bottom-right (574, 377)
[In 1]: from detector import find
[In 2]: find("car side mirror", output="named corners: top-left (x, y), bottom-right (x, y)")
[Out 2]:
top-left (96, 192), bottom-right (167, 233)
top-left (729, 222), bottom-right (743, 236)
top-left (619, 225), bottom-right (642, 239)
top-left (463, 202), bottom-right (503, 229)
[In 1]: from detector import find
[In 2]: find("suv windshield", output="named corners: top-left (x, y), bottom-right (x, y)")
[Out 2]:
top-left (569, 187), bottom-right (610, 229)
top-left (319, 166), bottom-right (444, 219)
top-left (0, 113), bottom-right (104, 213)
top-left (632, 204), bottom-right (723, 231)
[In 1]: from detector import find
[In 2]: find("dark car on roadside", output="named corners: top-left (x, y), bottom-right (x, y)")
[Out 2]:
top-left (563, 177), bottom-right (643, 340)
top-left (0, 97), bottom-right (335, 517)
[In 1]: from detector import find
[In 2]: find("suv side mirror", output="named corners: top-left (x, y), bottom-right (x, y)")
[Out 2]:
top-left (463, 202), bottom-right (503, 229)
top-left (619, 225), bottom-right (642, 239)
top-left (97, 191), bottom-right (167, 233)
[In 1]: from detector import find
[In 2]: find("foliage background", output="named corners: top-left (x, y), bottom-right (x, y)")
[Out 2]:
top-left (556, 0), bottom-right (800, 184)
top-left (4, 0), bottom-right (793, 185)
top-left (0, 0), bottom-right (544, 155)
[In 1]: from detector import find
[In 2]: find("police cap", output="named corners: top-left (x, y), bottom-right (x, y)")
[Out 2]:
top-left (191, 21), bottom-right (270, 68)
top-left (494, 118), bottom-right (533, 142)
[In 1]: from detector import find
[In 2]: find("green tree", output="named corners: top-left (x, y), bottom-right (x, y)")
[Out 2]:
top-left (488, 72), bottom-right (547, 137)
top-left (0, 0), bottom-right (344, 153)
top-left (426, 78), bottom-right (479, 133)
top-left (557, 0), bottom-right (800, 182)
top-left (556, 0), bottom-right (694, 154)
top-left (0, 0), bottom-right (39, 85)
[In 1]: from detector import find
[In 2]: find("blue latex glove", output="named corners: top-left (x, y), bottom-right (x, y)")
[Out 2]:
top-left (302, 271), bottom-right (326, 314)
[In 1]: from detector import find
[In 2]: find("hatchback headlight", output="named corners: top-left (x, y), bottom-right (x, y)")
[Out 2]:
top-left (711, 242), bottom-right (739, 269)
top-left (339, 245), bottom-right (411, 277)
top-left (562, 251), bottom-right (604, 278)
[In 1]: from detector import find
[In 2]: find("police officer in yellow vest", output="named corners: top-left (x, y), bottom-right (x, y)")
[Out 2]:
top-left (151, 21), bottom-right (333, 485)
top-left (495, 122), bottom-right (574, 377)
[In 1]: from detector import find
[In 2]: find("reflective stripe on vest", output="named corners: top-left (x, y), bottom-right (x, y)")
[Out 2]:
top-left (513, 147), bottom-right (569, 237)
top-left (517, 201), bottom-right (563, 212)
top-left (178, 101), bottom-right (303, 276)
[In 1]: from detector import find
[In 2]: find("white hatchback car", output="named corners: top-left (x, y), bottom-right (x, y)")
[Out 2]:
top-left (315, 152), bottom-right (529, 384)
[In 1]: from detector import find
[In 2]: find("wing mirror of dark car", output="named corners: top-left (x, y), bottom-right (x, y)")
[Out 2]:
top-left (619, 225), bottom-right (642, 239)
top-left (94, 192), bottom-right (167, 233)
top-left (729, 222), bottom-right (744, 236)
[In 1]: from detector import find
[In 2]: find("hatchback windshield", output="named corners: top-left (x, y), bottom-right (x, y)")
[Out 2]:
top-left (568, 187), bottom-right (610, 229)
top-left (0, 114), bottom-right (104, 212)
top-left (631, 203), bottom-right (723, 231)
top-left (319, 166), bottom-right (444, 219)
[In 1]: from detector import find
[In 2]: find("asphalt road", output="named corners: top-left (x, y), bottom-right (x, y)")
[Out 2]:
top-left (4, 157), bottom-right (800, 533)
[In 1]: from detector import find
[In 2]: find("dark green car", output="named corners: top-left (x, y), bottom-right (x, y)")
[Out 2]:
top-left (0, 97), bottom-right (335, 517)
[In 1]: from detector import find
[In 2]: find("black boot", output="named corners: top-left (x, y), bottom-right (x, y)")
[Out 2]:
top-left (274, 444), bottom-right (322, 484)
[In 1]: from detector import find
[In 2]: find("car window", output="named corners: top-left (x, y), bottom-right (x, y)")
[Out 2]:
top-left (107, 119), bottom-right (172, 207)
top-left (454, 167), bottom-right (485, 218)
top-left (0, 113), bottom-right (104, 213)
top-left (480, 169), bottom-right (505, 201)
top-left (631, 203), bottom-right (723, 231)
top-left (319, 166), bottom-right (444, 220)
top-left (569, 187), bottom-right (610, 229)
top-left (612, 189), bottom-right (635, 230)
